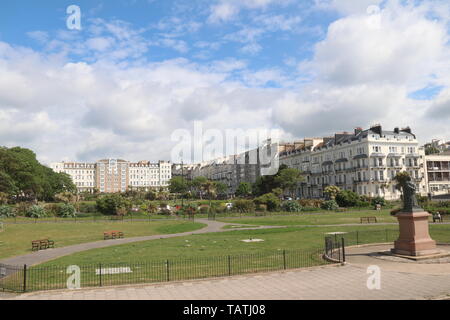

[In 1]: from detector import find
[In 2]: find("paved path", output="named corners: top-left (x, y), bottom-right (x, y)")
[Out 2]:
top-left (4, 262), bottom-right (450, 300)
top-left (0, 219), bottom-right (280, 267)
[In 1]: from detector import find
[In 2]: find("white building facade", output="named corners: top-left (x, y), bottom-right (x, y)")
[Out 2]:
top-left (279, 125), bottom-right (428, 200)
top-left (51, 159), bottom-right (171, 193)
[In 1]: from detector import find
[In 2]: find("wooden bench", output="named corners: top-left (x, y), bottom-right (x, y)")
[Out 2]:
top-left (31, 239), bottom-right (55, 251)
top-left (103, 231), bottom-right (124, 240)
top-left (360, 217), bottom-right (377, 224)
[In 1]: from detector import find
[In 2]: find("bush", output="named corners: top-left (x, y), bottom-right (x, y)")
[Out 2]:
top-left (281, 201), bottom-right (302, 212)
top-left (255, 204), bottom-right (267, 212)
top-left (199, 205), bottom-right (210, 214)
top-left (180, 204), bottom-right (197, 216)
top-left (390, 207), bottom-right (402, 216)
top-left (78, 202), bottom-right (98, 214)
top-left (321, 200), bottom-right (338, 211)
top-left (371, 196), bottom-right (386, 207)
top-left (58, 203), bottom-right (76, 218)
top-left (158, 208), bottom-right (172, 215)
top-left (233, 199), bottom-right (255, 213)
top-left (26, 205), bottom-right (47, 218)
top-left (0, 205), bottom-right (15, 217)
top-left (298, 199), bottom-right (324, 208)
top-left (254, 193), bottom-right (280, 211)
top-left (44, 203), bottom-right (60, 216)
top-left (14, 202), bottom-right (32, 216)
top-left (96, 194), bottom-right (126, 215)
top-left (335, 190), bottom-right (360, 207)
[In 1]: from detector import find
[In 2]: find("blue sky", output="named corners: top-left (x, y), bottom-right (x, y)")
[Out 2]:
top-left (0, 0), bottom-right (450, 163)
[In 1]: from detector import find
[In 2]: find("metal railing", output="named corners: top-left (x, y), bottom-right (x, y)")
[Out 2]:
top-left (0, 248), bottom-right (329, 293)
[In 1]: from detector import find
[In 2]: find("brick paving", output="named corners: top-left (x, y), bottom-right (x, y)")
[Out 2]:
top-left (3, 263), bottom-right (450, 300)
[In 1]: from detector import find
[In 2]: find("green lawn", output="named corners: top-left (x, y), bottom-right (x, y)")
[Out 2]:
top-left (0, 220), bottom-right (206, 260)
top-left (216, 209), bottom-right (398, 226)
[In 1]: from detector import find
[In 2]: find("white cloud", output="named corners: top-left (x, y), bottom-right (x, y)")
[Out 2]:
top-left (208, 0), bottom-right (292, 23)
top-left (304, 1), bottom-right (450, 90)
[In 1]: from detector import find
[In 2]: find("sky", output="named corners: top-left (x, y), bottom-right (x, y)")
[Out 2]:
top-left (0, 0), bottom-right (450, 165)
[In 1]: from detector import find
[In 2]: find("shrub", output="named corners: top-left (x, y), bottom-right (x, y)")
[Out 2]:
top-left (255, 204), bottom-right (267, 212)
top-left (44, 203), bottom-right (60, 216)
top-left (390, 207), bottom-right (402, 216)
top-left (58, 203), bottom-right (76, 218)
top-left (96, 194), bottom-right (126, 215)
top-left (199, 205), bottom-right (210, 214)
top-left (254, 193), bottom-right (280, 211)
top-left (233, 199), bottom-right (255, 213)
top-left (78, 202), bottom-right (98, 214)
top-left (0, 205), bottom-right (14, 217)
top-left (281, 201), bottom-right (302, 212)
top-left (371, 196), bottom-right (386, 207)
top-left (26, 205), bottom-right (47, 218)
top-left (335, 190), bottom-right (360, 207)
top-left (321, 200), bottom-right (338, 211)
top-left (180, 204), bottom-right (197, 216)
top-left (298, 199), bottom-right (324, 208)
top-left (14, 202), bottom-right (32, 216)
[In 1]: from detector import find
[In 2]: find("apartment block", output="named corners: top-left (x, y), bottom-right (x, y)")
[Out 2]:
top-left (425, 152), bottom-right (450, 195)
top-left (50, 159), bottom-right (171, 193)
top-left (50, 162), bottom-right (97, 193)
top-left (279, 125), bottom-right (427, 200)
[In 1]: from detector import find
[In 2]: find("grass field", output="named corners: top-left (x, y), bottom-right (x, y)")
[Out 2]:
top-left (0, 220), bottom-right (206, 260)
top-left (216, 209), bottom-right (398, 226)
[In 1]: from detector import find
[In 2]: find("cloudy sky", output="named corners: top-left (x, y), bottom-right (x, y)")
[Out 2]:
top-left (0, 0), bottom-right (449, 165)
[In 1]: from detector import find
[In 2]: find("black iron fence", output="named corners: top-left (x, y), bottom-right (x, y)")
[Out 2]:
top-left (0, 248), bottom-right (329, 293)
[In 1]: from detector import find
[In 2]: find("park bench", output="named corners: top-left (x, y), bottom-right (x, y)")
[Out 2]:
top-left (31, 239), bottom-right (55, 251)
top-left (432, 214), bottom-right (443, 223)
top-left (103, 231), bottom-right (124, 240)
top-left (360, 217), bottom-right (377, 224)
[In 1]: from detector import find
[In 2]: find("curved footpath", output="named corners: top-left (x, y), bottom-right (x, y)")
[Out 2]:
top-left (0, 219), bottom-right (282, 267)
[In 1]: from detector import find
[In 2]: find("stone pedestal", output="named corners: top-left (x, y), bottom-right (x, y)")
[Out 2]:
top-left (391, 211), bottom-right (438, 256)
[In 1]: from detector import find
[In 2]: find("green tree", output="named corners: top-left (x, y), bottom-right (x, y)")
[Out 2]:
top-left (275, 167), bottom-right (304, 198)
top-left (235, 182), bottom-right (252, 198)
top-left (96, 194), bottom-right (127, 215)
top-left (425, 146), bottom-right (440, 155)
top-left (190, 176), bottom-right (208, 199)
top-left (214, 181), bottom-right (228, 196)
top-left (169, 176), bottom-right (188, 194)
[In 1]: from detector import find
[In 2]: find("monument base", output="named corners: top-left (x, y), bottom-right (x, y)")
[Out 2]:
top-left (392, 210), bottom-right (438, 257)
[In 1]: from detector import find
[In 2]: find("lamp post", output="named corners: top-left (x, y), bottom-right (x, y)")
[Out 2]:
top-left (181, 159), bottom-right (184, 207)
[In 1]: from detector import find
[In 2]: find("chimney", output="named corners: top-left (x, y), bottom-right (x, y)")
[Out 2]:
top-left (370, 124), bottom-right (382, 135)
top-left (354, 127), bottom-right (363, 135)
top-left (400, 127), bottom-right (412, 134)
top-left (394, 127), bottom-right (400, 134)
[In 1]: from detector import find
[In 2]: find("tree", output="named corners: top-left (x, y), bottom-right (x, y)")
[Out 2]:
top-left (169, 176), bottom-right (188, 194)
top-left (235, 182), bottom-right (252, 198)
top-left (425, 146), bottom-right (440, 155)
top-left (252, 164), bottom-right (289, 196)
top-left (96, 194), bottom-right (127, 215)
top-left (214, 181), bottom-right (228, 196)
top-left (275, 168), bottom-right (304, 198)
top-left (190, 176), bottom-right (208, 199)
top-left (324, 185), bottom-right (341, 200)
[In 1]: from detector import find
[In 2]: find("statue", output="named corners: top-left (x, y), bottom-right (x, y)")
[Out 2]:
top-left (402, 180), bottom-right (421, 212)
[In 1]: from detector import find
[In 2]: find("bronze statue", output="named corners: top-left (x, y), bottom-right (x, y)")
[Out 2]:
top-left (400, 178), bottom-right (421, 212)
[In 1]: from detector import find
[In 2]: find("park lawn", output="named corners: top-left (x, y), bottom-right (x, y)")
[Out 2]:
top-left (13, 223), bottom-right (450, 292)
top-left (0, 220), bottom-right (206, 260)
top-left (216, 209), bottom-right (398, 226)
